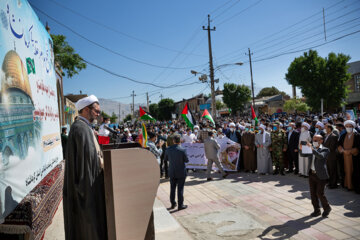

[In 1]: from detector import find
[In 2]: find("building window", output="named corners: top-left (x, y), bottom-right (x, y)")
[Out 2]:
top-left (355, 75), bottom-right (360, 92)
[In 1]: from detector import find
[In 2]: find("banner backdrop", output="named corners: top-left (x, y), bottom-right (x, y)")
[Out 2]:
top-left (182, 137), bottom-right (241, 171)
top-left (0, 0), bottom-right (62, 222)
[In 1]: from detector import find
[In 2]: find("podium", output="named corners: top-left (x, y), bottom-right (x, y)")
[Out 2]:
top-left (102, 143), bottom-right (160, 240)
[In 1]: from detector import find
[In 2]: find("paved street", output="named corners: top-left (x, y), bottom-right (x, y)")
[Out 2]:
top-left (157, 171), bottom-right (360, 240)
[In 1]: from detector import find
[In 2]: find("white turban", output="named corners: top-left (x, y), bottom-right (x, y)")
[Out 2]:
top-left (315, 121), bottom-right (324, 129)
top-left (194, 125), bottom-right (199, 129)
top-left (344, 120), bottom-right (356, 128)
top-left (302, 122), bottom-right (310, 129)
top-left (245, 123), bottom-right (251, 127)
top-left (259, 124), bottom-right (266, 130)
top-left (229, 122), bottom-right (236, 127)
top-left (75, 95), bottom-right (99, 111)
top-left (239, 125), bottom-right (245, 130)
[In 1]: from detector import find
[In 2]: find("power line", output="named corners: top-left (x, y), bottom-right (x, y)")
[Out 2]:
top-left (36, 0), bottom-right (208, 58)
top-left (30, 4), bottom-right (208, 70)
top-left (219, 1), bottom-right (360, 64)
top-left (217, 0), bottom-right (263, 26)
top-left (252, 29), bottom-right (360, 63)
top-left (82, 58), bottom-right (202, 89)
top-left (215, 0), bottom-right (353, 63)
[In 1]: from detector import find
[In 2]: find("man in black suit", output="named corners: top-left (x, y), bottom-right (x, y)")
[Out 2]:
top-left (300, 134), bottom-right (331, 218)
top-left (164, 134), bottom-right (189, 211)
top-left (287, 122), bottom-right (300, 174)
top-left (323, 124), bottom-right (339, 189)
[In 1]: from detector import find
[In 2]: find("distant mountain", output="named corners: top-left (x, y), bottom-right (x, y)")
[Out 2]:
top-left (98, 98), bottom-right (144, 121)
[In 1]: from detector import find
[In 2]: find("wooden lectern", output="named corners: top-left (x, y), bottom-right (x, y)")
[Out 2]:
top-left (102, 143), bottom-right (160, 240)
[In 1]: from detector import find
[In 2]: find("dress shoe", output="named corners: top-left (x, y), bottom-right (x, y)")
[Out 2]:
top-left (322, 207), bottom-right (331, 218)
top-left (223, 173), bottom-right (229, 179)
top-left (207, 178), bottom-right (213, 181)
top-left (169, 203), bottom-right (177, 210)
top-left (286, 169), bottom-right (293, 173)
top-left (294, 170), bottom-right (299, 175)
top-left (178, 205), bottom-right (188, 211)
top-left (310, 210), bottom-right (321, 217)
top-left (280, 171), bottom-right (285, 176)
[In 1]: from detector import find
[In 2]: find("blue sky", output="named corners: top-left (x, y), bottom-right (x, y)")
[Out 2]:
top-left (28, 0), bottom-right (360, 104)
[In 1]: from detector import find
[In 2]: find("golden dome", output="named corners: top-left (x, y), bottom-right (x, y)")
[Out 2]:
top-left (1, 50), bottom-right (32, 99)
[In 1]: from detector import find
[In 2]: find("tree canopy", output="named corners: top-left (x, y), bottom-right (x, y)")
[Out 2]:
top-left (285, 50), bottom-right (351, 111)
top-left (110, 112), bottom-right (118, 123)
top-left (51, 34), bottom-right (86, 78)
top-left (123, 114), bottom-right (132, 122)
top-left (222, 83), bottom-right (251, 114)
top-left (149, 103), bottom-right (159, 120)
top-left (283, 98), bottom-right (310, 113)
top-left (257, 86), bottom-right (288, 98)
top-left (158, 98), bottom-right (175, 120)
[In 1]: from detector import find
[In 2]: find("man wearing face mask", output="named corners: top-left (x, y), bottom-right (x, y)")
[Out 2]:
top-left (270, 122), bottom-right (287, 175)
top-left (299, 122), bottom-right (313, 177)
top-left (182, 128), bottom-right (196, 143)
top-left (338, 120), bottom-right (360, 193)
top-left (255, 124), bottom-right (272, 174)
top-left (287, 122), bottom-right (300, 174)
top-left (226, 122), bottom-right (241, 144)
top-left (300, 135), bottom-right (331, 218)
top-left (323, 124), bottom-right (339, 189)
top-left (315, 121), bottom-right (326, 138)
top-left (241, 123), bottom-right (256, 173)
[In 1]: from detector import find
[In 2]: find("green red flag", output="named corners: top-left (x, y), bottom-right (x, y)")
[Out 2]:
top-left (181, 102), bottom-right (195, 130)
top-left (202, 109), bottom-right (215, 125)
top-left (251, 105), bottom-right (258, 126)
top-left (140, 122), bottom-right (148, 147)
top-left (139, 106), bottom-right (156, 121)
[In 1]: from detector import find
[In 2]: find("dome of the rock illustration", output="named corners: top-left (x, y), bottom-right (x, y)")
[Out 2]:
top-left (1, 50), bottom-right (32, 99)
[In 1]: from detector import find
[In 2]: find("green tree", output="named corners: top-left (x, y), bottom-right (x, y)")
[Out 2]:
top-left (283, 98), bottom-right (310, 113)
top-left (222, 83), bottom-right (251, 114)
top-left (101, 111), bottom-right (110, 118)
top-left (216, 100), bottom-right (225, 110)
top-left (110, 112), bottom-right (118, 123)
top-left (51, 34), bottom-right (86, 78)
top-left (286, 50), bottom-right (351, 111)
top-left (257, 86), bottom-right (288, 98)
top-left (123, 114), bottom-right (132, 122)
top-left (149, 103), bottom-right (159, 119)
top-left (158, 98), bottom-right (175, 120)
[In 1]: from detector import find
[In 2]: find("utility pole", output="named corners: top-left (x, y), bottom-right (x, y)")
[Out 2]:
top-left (160, 94), bottom-right (163, 100)
top-left (118, 103), bottom-right (121, 123)
top-left (131, 90), bottom-right (136, 116)
top-left (292, 85), bottom-right (297, 99)
top-left (323, 8), bottom-right (327, 41)
top-left (146, 92), bottom-right (149, 111)
top-left (246, 48), bottom-right (255, 107)
top-left (203, 14), bottom-right (216, 117)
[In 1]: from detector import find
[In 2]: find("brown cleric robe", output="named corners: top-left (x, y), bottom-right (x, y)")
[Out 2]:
top-left (63, 118), bottom-right (107, 240)
top-left (241, 131), bottom-right (256, 171)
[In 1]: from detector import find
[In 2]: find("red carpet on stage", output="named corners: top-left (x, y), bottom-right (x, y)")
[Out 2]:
top-left (0, 161), bottom-right (64, 240)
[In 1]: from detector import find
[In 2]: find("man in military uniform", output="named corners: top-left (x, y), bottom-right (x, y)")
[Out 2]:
top-left (270, 122), bottom-right (288, 175)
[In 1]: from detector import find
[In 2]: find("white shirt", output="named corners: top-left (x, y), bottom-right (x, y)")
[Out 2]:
top-left (99, 123), bottom-right (110, 137)
top-left (182, 133), bottom-right (196, 143)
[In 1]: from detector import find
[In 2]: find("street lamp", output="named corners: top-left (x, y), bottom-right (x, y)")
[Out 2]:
top-left (190, 62), bottom-right (243, 117)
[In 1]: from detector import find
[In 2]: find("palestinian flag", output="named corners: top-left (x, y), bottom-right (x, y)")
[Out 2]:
top-left (181, 103), bottom-right (195, 130)
top-left (139, 106), bottom-right (156, 121)
top-left (251, 105), bottom-right (258, 126)
top-left (202, 109), bottom-right (215, 125)
top-left (140, 122), bottom-right (148, 147)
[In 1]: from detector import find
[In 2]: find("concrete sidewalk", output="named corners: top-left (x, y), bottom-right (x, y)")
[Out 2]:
top-left (44, 197), bottom-right (192, 240)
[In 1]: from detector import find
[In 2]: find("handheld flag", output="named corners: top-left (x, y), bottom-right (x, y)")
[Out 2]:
top-left (202, 109), bottom-right (215, 125)
top-left (251, 105), bottom-right (258, 126)
top-left (181, 102), bottom-right (195, 130)
top-left (140, 122), bottom-right (148, 147)
top-left (139, 106), bottom-right (156, 121)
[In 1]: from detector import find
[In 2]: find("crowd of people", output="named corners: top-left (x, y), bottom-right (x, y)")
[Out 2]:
top-left (91, 112), bottom-right (360, 196)
top-left (62, 95), bottom-right (360, 239)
